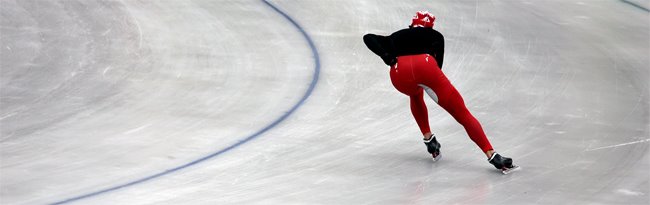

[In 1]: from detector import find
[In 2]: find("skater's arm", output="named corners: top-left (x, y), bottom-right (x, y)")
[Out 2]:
top-left (363, 34), bottom-right (397, 66)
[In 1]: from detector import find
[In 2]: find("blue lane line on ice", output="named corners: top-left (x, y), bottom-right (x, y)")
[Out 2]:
top-left (50, 0), bottom-right (320, 204)
top-left (620, 0), bottom-right (650, 12)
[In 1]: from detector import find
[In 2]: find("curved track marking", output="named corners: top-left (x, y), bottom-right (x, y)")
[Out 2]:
top-left (620, 0), bottom-right (650, 12)
top-left (51, 0), bottom-right (320, 204)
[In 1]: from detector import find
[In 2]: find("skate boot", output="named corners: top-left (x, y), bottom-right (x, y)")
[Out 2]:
top-left (423, 134), bottom-right (441, 162)
top-left (488, 153), bottom-right (520, 174)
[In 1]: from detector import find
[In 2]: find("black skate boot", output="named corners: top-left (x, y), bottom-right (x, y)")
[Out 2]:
top-left (488, 153), bottom-right (520, 174)
top-left (424, 134), bottom-right (441, 162)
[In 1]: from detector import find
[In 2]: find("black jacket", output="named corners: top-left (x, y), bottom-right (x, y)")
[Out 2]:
top-left (363, 27), bottom-right (444, 68)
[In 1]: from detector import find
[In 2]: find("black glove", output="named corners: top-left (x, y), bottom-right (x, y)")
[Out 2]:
top-left (381, 53), bottom-right (397, 66)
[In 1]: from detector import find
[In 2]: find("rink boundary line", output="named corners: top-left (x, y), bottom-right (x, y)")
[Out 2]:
top-left (620, 0), bottom-right (650, 12)
top-left (50, 0), bottom-right (320, 204)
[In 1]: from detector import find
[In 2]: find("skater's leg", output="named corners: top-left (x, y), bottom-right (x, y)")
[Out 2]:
top-left (409, 90), bottom-right (432, 139)
top-left (411, 55), bottom-right (494, 156)
top-left (409, 55), bottom-right (516, 170)
top-left (486, 150), bottom-right (495, 159)
top-left (410, 90), bottom-right (441, 160)
top-left (438, 86), bottom-right (494, 156)
top-left (391, 55), bottom-right (440, 160)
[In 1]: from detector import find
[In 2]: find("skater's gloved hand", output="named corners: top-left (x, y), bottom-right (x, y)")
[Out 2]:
top-left (381, 53), bottom-right (397, 66)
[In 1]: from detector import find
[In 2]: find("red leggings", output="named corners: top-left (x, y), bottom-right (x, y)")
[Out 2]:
top-left (389, 54), bottom-right (493, 153)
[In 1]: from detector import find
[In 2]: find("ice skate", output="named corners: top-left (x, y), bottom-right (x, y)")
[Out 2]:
top-left (424, 135), bottom-right (441, 161)
top-left (488, 153), bottom-right (520, 174)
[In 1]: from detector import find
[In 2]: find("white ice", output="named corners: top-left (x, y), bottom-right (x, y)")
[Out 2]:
top-left (1, 0), bottom-right (648, 204)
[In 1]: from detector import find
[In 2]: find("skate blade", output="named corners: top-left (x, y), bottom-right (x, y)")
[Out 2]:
top-left (432, 153), bottom-right (441, 162)
top-left (501, 165), bottom-right (521, 175)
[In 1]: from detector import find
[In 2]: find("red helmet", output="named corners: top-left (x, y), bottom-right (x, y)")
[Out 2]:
top-left (410, 11), bottom-right (435, 28)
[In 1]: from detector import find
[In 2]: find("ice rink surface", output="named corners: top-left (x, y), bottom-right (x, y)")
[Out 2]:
top-left (1, 0), bottom-right (649, 204)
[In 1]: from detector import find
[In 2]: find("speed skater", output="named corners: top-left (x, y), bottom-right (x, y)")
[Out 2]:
top-left (362, 11), bottom-right (519, 174)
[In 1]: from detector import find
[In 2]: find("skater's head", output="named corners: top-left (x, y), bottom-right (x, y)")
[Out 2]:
top-left (409, 11), bottom-right (435, 28)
